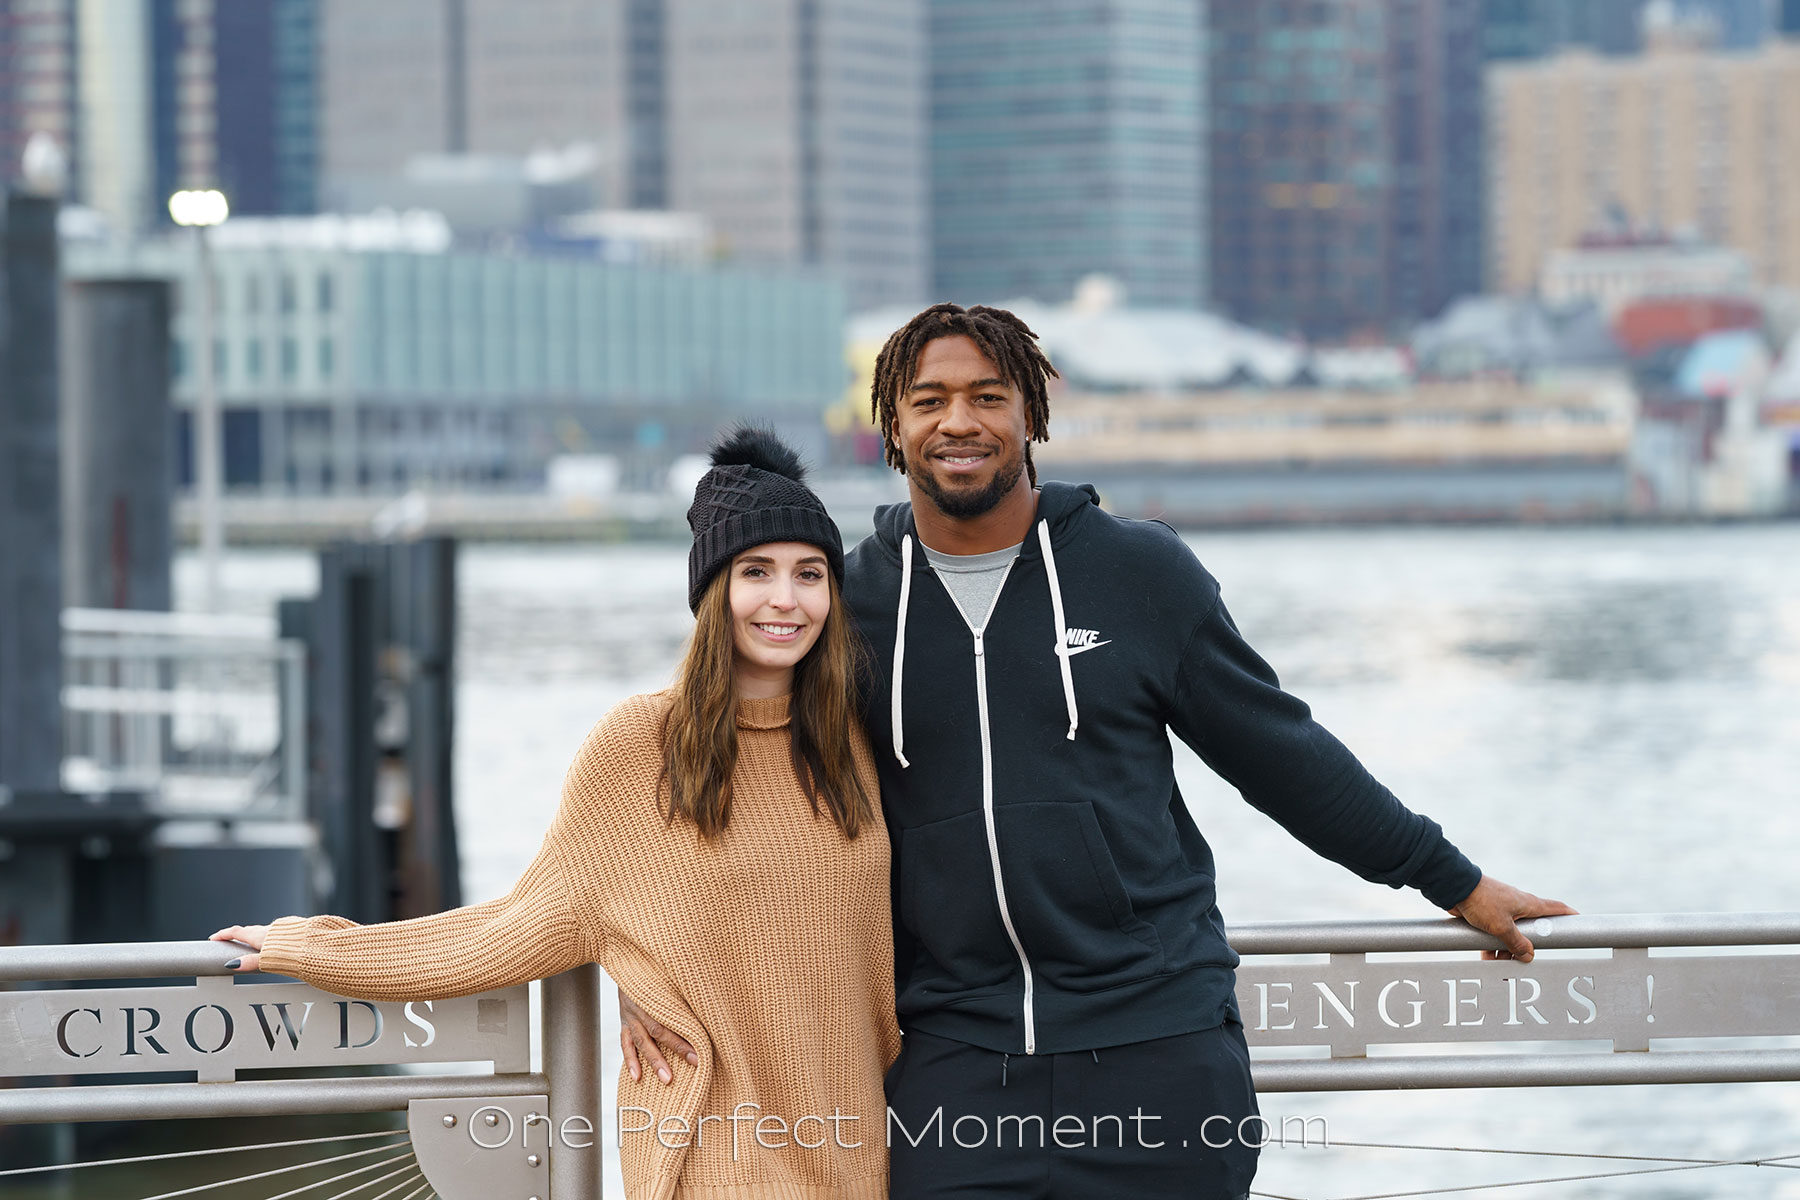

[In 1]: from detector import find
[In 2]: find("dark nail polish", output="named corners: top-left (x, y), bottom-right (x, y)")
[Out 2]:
top-left (224, 958), bottom-right (242, 970)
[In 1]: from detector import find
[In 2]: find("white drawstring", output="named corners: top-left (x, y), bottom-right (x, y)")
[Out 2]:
top-left (1037, 521), bottom-right (1079, 741)
top-left (892, 533), bottom-right (914, 767)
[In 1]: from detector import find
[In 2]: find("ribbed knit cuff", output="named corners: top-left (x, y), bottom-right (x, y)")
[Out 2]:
top-left (255, 914), bottom-right (316, 978)
top-left (1409, 835), bottom-right (1484, 911)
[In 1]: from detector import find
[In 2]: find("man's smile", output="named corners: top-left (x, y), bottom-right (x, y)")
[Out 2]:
top-left (932, 446), bottom-right (996, 473)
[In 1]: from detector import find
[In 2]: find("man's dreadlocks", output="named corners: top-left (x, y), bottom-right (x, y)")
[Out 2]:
top-left (869, 302), bottom-right (1060, 485)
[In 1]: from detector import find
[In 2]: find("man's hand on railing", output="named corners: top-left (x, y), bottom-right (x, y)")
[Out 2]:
top-left (209, 924), bottom-right (270, 972)
top-left (1447, 874), bottom-right (1578, 963)
top-left (618, 986), bottom-right (697, 1086)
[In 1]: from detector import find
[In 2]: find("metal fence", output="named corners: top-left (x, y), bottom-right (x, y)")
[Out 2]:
top-left (0, 940), bottom-right (600, 1200)
top-left (60, 607), bottom-right (306, 821)
top-left (1232, 910), bottom-right (1800, 1091)
top-left (5, 913), bottom-right (1800, 1197)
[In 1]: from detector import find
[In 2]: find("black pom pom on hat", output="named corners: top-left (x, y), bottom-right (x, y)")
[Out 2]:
top-left (685, 425), bottom-right (845, 613)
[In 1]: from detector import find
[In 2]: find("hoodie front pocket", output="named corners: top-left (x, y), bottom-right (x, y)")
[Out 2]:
top-left (896, 810), bottom-right (1025, 996)
top-left (994, 801), bottom-right (1165, 990)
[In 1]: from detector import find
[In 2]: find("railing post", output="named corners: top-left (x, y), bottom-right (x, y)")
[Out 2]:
top-left (543, 963), bottom-right (604, 1200)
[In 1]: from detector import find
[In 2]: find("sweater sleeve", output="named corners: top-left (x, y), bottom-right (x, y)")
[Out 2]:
top-left (257, 836), bottom-right (594, 1001)
top-left (1167, 589), bottom-right (1483, 911)
top-left (253, 704), bottom-right (646, 1000)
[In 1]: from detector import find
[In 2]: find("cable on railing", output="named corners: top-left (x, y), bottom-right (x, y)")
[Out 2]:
top-left (261, 1151), bottom-right (421, 1200)
top-left (1324, 1137), bottom-right (1784, 1166)
top-left (134, 1141), bottom-right (417, 1200)
top-left (362, 1172), bottom-right (432, 1200)
top-left (0, 1127), bottom-right (409, 1179)
top-left (1263, 1147), bottom-right (1800, 1199)
top-left (312, 1164), bottom-right (424, 1200)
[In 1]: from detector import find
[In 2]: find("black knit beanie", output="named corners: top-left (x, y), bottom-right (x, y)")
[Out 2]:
top-left (685, 426), bottom-right (844, 613)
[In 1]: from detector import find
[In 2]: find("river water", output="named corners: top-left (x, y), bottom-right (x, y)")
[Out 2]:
top-left (170, 522), bottom-right (1800, 1199)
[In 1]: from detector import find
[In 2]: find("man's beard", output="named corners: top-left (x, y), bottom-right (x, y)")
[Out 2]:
top-left (910, 447), bottom-right (1026, 519)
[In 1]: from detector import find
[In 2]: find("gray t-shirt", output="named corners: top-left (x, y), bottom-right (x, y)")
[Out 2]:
top-left (921, 540), bottom-right (1023, 628)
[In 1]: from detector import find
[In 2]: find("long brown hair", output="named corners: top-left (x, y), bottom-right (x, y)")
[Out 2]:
top-left (660, 562), bottom-right (874, 839)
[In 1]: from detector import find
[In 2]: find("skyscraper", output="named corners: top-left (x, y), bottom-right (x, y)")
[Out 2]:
top-left (1210, 0), bottom-right (1483, 338)
top-left (158, 0), bottom-right (318, 216)
top-left (77, 0), bottom-right (156, 232)
top-left (61, 0), bottom-right (318, 230)
top-left (662, 0), bottom-right (927, 311)
top-left (318, 0), bottom-right (925, 312)
top-left (319, 0), bottom-right (458, 183)
top-left (1482, 0), bottom-right (1560, 60)
top-left (1488, 39), bottom-right (1800, 293)
top-left (929, 0), bottom-right (1206, 309)
top-left (624, 0), bottom-right (666, 209)
top-left (0, 0), bottom-right (78, 193)
top-left (1483, 0), bottom-right (1771, 60)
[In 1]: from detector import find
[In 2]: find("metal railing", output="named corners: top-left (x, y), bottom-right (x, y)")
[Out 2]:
top-left (60, 607), bottom-right (306, 820)
top-left (0, 939), bottom-right (601, 1200)
top-left (1233, 911), bottom-right (1800, 1090)
top-left (6, 913), bottom-right (1800, 1197)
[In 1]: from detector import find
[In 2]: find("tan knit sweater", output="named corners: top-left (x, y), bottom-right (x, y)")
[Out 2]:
top-left (260, 691), bottom-right (901, 1200)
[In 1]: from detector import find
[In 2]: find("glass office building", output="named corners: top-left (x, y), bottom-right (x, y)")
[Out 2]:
top-left (929, 0), bottom-right (1206, 309)
top-left (67, 232), bottom-right (845, 493)
top-left (0, 0), bottom-right (77, 196)
top-left (1210, 0), bottom-right (1484, 338)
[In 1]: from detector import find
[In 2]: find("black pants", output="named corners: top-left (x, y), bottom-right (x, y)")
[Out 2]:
top-left (885, 1021), bottom-right (1260, 1199)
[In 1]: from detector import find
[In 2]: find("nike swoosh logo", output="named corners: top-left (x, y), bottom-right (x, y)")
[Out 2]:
top-left (1064, 640), bottom-right (1113, 656)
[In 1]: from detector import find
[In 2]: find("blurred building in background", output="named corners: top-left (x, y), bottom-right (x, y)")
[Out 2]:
top-left (0, 0), bottom-right (77, 195)
top-left (58, 0), bottom-right (320, 233)
top-left (7, 0), bottom-right (1796, 521)
top-left (319, 0), bottom-right (625, 198)
top-left (329, 147), bottom-right (607, 243)
top-left (1483, 0), bottom-right (1775, 59)
top-left (1487, 37), bottom-right (1800, 297)
top-left (928, 0), bottom-right (1205, 310)
top-left (1482, 0), bottom-right (1648, 59)
top-left (658, 0), bottom-right (926, 312)
top-left (319, 0), bottom-right (925, 314)
top-left (75, 0), bottom-right (156, 232)
top-left (1695, 0), bottom-right (1781, 47)
top-left (1539, 235), bottom-right (1756, 316)
top-left (1411, 294), bottom-right (1624, 378)
top-left (1209, 0), bottom-right (1484, 339)
top-left (66, 215), bottom-right (844, 495)
top-left (203, 0), bottom-right (319, 215)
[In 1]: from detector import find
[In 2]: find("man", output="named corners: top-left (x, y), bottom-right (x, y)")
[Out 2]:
top-left (623, 303), bottom-right (1573, 1198)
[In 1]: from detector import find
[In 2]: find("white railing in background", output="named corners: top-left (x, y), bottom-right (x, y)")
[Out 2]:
top-left (60, 607), bottom-right (306, 820)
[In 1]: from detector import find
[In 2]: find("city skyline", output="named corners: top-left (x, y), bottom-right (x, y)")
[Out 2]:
top-left (4, 0), bottom-right (1798, 335)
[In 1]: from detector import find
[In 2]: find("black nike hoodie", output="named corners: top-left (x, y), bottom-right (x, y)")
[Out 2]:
top-left (844, 481), bottom-right (1483, 1056)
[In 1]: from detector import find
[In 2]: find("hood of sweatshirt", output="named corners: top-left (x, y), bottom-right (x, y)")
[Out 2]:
top-left (867, 480), bottom-right (1101, 562)
top-left (868, 482), bottom-right (1101, 768)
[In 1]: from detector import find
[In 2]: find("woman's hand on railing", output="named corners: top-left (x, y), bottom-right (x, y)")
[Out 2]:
top-left (209, 924), bottom-right (270, 972)
top-left (618, 986), bottom-right (697, 1086)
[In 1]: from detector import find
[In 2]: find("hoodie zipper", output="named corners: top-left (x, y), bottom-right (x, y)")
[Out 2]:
top-left (935, 553), bottom-right (1038, 1055)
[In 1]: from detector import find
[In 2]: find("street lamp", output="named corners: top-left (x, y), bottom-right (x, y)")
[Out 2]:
top-left (169, 189), bottom-right (229, 612)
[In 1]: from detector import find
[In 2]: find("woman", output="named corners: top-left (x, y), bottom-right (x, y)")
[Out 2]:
top-left (213, 428), bottom-right (900, 1200)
